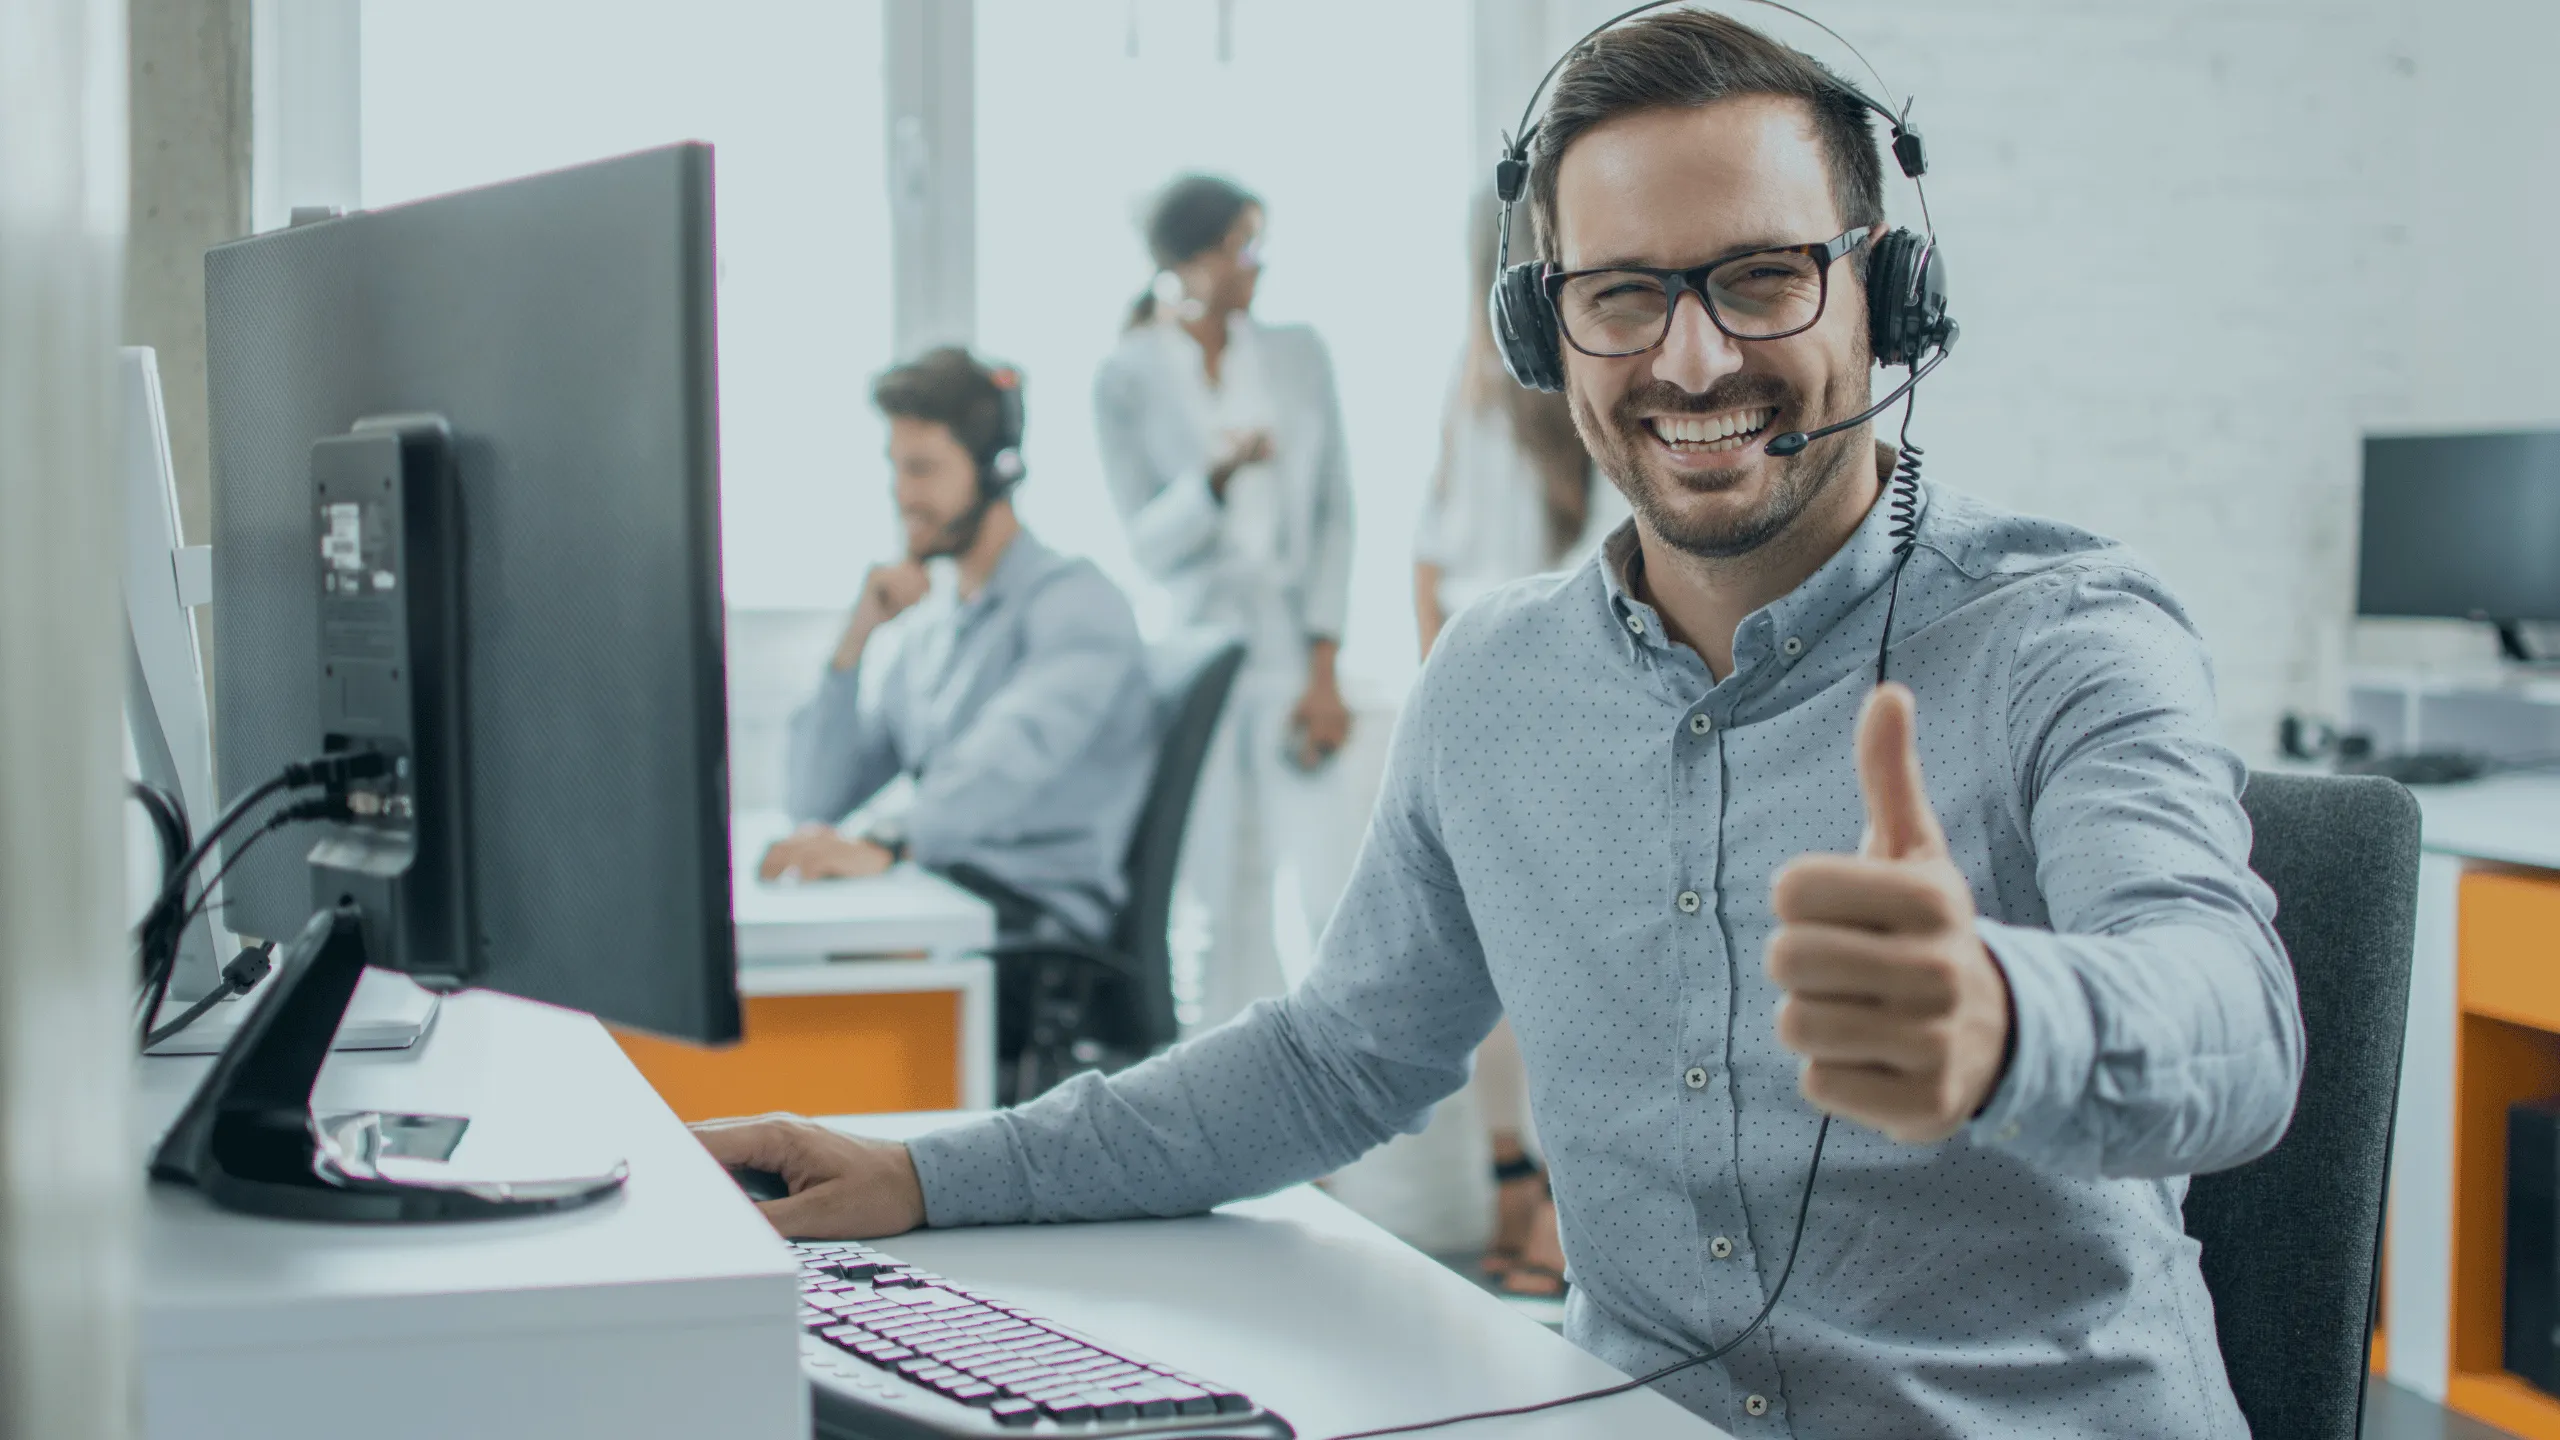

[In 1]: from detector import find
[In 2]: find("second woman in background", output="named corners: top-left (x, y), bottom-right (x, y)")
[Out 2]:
top-left (1414, 191), bottom-right (1625, 1298)
top-left (1095, 174), bottom-right (1356, 1032)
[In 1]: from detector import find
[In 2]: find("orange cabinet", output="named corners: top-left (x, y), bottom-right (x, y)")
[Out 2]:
top-left (2445, 870), bottom-right (2560, 1437)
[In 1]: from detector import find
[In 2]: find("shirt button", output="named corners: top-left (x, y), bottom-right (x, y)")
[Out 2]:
top-left (1684, 1066), bottom-right (1709, 1090)
top-left (1688, 713), bottom-right (1712, 736)
top-left (1781, 635), bottom-right (1804, 657)
top-left (1996, 1120), bottom-right (2022, 1143)
top-left (1676, 890), bottom-right (1701, 914)
top-left (1708, 1235), bottom-right (1734, 1259)
top-left (1745, 1394), bottom-right (1770, 1417)
top-left (1626, 613), bottom-right (1646, 635)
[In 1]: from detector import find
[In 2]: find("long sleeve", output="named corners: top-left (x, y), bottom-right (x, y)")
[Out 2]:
top-left (782, 645), bottom-right (904, 826)
top-left (1296, 335), bottom-right (1355, 644)
top-left (904, 568), bottom-right (1147, 863)
top-left (1093, 347), bottom-right (1225, 581)
top-left (1965, 562), bottom-right (2303, 1179)
top-left (905, 667), bottom-right (1503, 1225)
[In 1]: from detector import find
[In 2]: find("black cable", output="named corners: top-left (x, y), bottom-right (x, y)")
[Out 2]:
top-left (128, 781), bottom-right (194, 992)
top-left (133, 751), bottom-right (393, 1018)
top-left (143, 941), bottom-right (277, 1051)
top-left (135, 788), bottom-right (350, 1047)
top-left (1324, 1116), bottom-right (1833, 1440)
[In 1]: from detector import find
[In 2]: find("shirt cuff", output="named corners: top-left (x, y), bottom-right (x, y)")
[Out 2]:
top-left (906, 1114), bottom-right (1037, 1228)
top-left (1965, 917), bottom-right (2098, 1158)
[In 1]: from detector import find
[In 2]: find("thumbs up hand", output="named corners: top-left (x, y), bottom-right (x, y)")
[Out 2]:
top-left (1766, 683), bottom-right (2013, 1145)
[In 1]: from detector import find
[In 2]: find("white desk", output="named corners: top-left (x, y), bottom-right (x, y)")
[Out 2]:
top-left (733, 808), bottom-right (1000, 1110)
top-left (139, 991), bottom-right (805, 1440)
top-left (2381, 773), bottom-right (2560, 1404)
top-left (831, 1113), bottom-right (1730, 1440)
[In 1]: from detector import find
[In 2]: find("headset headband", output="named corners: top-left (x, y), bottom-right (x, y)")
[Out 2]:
top-left (1495, 0), bottom-right (1936, 274)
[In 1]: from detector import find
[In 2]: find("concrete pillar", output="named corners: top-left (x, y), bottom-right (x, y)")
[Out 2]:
top-left (0, 0), bottom-right (137, 1433)
top-left (124, 0), bottom-right (251, 547)
top-left (886, 0), bottom-right (975, 355)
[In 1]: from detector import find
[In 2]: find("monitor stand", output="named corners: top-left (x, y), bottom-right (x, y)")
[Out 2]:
top-left (149, 903), bottom-right (628, 1222)
top-left (2498, 622), bottom-right (2555, 667)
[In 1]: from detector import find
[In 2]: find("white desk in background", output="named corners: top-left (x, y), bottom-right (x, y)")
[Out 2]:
top-left (730, 808), bottom-right (999, 1112)
top-left (733, 808), bottom-right (997, 964)
top-left (834, 1112), bottom-right (1730, 1440)
top-left (138, 990), bottom-right (805, 1440)
top-left (2378, 772), bottom-right (2560, 1409)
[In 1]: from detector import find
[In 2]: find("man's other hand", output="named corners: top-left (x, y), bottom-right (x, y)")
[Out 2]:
top-left (692, 1113), bottom-right (927, 1240)
top-left (1766, 683), bottom-right (2013, 1144)
top-left (832, 561), bottom-right (932, 670)
top-left (758, 825), bottom-right (896, 882)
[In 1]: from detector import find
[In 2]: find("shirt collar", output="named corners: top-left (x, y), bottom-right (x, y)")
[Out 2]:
top-left (1597, 457), bottom-right (1921, 672)
top-left (964, 527), bottom-right (1053, 611)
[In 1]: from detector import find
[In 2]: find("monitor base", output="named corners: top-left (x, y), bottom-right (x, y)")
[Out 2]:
top-left (149, 904), bottom-right (627, 1222)
top-left (2498, 621), bottom-right (2553, 666)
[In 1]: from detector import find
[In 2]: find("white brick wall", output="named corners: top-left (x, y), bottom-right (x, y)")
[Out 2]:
top-left (1524, 0), bottom-right (2560, 758)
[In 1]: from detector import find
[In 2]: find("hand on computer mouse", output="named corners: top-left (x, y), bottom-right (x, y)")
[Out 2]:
top-left (690, 1112), bottom-right (927, 1239)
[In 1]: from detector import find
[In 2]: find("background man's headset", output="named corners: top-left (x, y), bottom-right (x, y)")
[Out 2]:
top-left (977, 362), bottom-right (1028, 503)
top-left (1326, 7), bottom-right (1963, 1439)
top-left (919, 359), bottom-right (1027, 560)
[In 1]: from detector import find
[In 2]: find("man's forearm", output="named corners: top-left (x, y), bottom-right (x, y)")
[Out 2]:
top-left (1967, 917), bottom-right (2302, 1179)
top-left (907, 992), bottom-right (1462, 1228)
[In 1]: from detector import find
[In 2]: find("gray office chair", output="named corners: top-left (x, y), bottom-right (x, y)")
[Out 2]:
top-left (989, 632), bottom-right (1247, 1103)
top-left (2183, 772), bottom-right (2422, 1440)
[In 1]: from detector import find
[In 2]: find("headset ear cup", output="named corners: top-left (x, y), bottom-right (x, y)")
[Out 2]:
top-left (1492, 262), bottom-right (1567, 393)
top-left (1865, 230), bottom-right (1915, 368)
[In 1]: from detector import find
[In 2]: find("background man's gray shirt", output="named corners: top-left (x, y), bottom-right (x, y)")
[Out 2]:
top-left (907, 481), bottom-right (2301, 1438)
top-left (784, 531), bottom-right (1154, 939)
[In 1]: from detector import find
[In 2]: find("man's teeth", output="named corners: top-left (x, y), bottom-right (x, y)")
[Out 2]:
top-left (1649, 408), bottom-right (1776, 453)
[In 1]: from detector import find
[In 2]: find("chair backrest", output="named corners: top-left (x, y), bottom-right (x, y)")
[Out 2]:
top-left (2185, 771), bottom-right (2421, 1440)
top-left (1107, 632), bottom-right (1248, 1049)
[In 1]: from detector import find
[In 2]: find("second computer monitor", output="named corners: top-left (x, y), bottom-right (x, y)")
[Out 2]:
top-left (203, 145), bottom-right (739, 1043)
top-left (2358, 431), bottom-right (2560, 641)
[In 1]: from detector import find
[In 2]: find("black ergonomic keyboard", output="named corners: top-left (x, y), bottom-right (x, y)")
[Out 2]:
top-left (793, 1240), bottom-right (1294, 1439)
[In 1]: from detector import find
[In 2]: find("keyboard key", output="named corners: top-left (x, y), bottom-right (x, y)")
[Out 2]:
top-left (989, 1397), bottom-right (1041, 1426)
top-left (1084, 1392), bottom-right (1137, 1421)
top-left (949, 1381), bottom-right (998, 1402)
top-left (1211, 1390), bottom-right (1254, 1414)
top-left (1040, 1399), bottom-right (1097, 1423)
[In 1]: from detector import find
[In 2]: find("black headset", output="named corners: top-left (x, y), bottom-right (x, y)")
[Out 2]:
top-left (977, 362), bottom-right (1028, 502)
top-left (1488, 0), bottom-right (1955, 399)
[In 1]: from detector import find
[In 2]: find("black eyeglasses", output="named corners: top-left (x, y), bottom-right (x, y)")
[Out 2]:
top-left (1543, 228), bottom-right (1870, 356)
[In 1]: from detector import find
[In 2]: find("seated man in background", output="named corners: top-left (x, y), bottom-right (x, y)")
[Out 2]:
top-left (760, 348), bottom-right (1154, 948)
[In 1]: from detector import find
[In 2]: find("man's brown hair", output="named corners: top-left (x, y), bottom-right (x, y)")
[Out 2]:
top-left (1528, 8), bottom-right (1886, 261)
top-left (872, 347), bottom-right (1012, 466)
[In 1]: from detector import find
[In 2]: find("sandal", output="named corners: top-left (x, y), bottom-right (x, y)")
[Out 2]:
top-left (1499, 1193), bottom-right (1570, 1299)
top-left (1483, 1150), bottom-right (1547, 1278)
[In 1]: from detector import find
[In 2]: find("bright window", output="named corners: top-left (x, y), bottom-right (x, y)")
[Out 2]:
top-left (976, 0), bottom-right (1474, 693)
top-left (359, 0), bottom-right (893, 609)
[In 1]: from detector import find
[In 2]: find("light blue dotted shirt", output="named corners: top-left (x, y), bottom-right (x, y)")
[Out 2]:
top-left (910, 477), bottom-right (2300, 1439)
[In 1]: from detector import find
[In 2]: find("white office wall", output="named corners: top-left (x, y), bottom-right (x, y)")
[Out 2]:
top-left (0, 0), bottom-right (135, 1432)
top-left (357, 0), bottom-right (894, 614)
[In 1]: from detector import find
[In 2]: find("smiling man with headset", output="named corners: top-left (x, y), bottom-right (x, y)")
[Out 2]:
top-left (699, 8), bottom-right (2300, 1436)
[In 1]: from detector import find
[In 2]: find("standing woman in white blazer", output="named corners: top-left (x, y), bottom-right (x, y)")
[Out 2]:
top-left (1094, 174), bottom-right (1355, 1032)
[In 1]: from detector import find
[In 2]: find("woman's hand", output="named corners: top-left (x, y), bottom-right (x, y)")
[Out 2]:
top-left (1207, 428), bottom-right (1275, 500)
top-left (1290, 644), bottom-right (1351, 770)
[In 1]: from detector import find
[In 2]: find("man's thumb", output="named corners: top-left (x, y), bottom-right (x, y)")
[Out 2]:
top-left (1856, 682), bottom-right (1947, 860)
